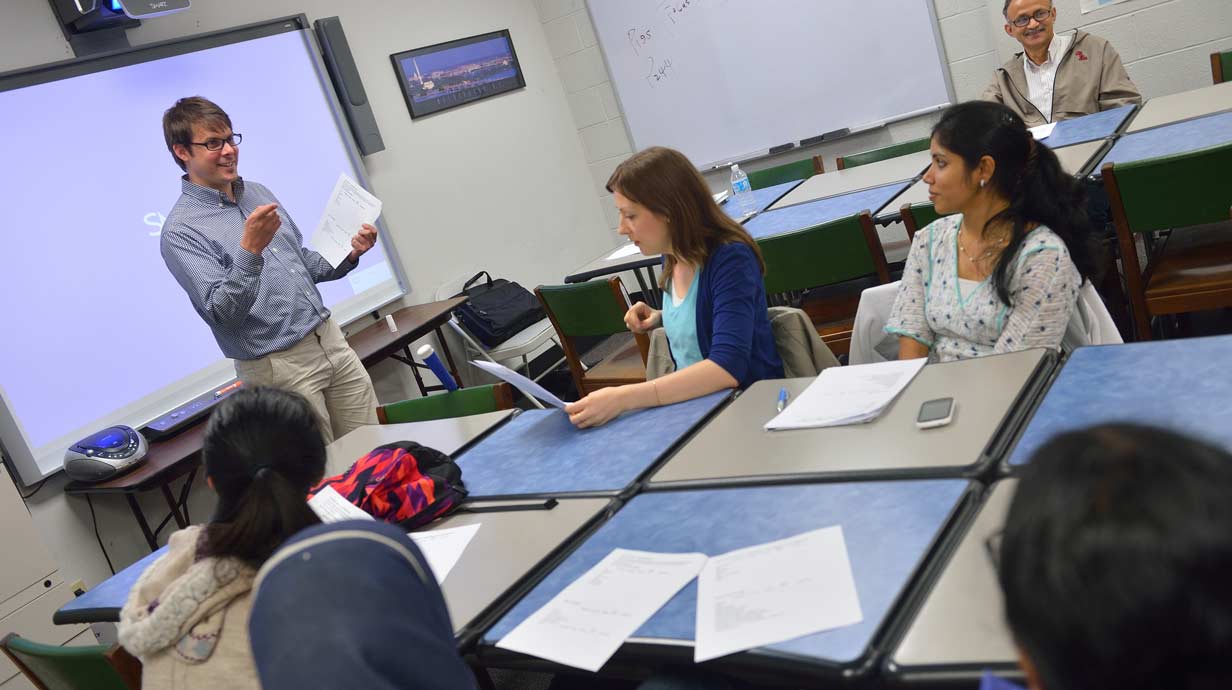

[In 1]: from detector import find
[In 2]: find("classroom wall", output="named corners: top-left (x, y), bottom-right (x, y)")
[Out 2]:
top-left (3, 0), bottom-right (612, 590)
top-left (537, 0), bottom-right (1232, 225)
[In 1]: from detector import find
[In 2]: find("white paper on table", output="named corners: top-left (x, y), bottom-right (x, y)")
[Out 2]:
top-left (408, 523), bottom-right (480, 584)
top-left (712, 190), bottom-right (730, 204)
top-left (765, 357), bottom-right (926, 430)
top-left (605, 243), bottom-right (643, 261)
top-left (694, 526), bottom-right (863, 662)
top-left (496, 548), bottom-right (707, 672)
top-left (1029, 122), bottom-right (1057, 140)
top-left (310, 173), bottom-right (383, 267)
top-left (308, 485), bottom-right (374, 523)
top-left (470, 359), bottom-right (567, 409)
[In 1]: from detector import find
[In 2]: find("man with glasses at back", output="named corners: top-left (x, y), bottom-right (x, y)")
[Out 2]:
top-left (160, 96), bottom-right (380, 443)
top-left (982, 0), bottom-right (1140, 127)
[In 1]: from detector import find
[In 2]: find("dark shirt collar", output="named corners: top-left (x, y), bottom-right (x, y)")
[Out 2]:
top-left (180, 174), bottom-right (245, 205)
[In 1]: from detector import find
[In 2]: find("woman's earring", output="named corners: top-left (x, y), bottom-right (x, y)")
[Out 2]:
top-left (979, 179), bottom-right (986, 189)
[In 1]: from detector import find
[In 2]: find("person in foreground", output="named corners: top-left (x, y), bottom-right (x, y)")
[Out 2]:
top-left (117, 387), bottom-right (326, 689)
top-left (160, 96), bottom-right (380, 443)
top-left (982, 0), bottom-right (1140, 127)
top-left (249, 520), bottom-right (477, 690)
top-left (997, 423), bottom-right (1232, 690)
top-left (565, 146), bottom-right (783, 428)
top-left (886, 100), bottom-right (1097, 361)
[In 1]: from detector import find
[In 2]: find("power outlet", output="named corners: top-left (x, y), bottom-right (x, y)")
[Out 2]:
top-left (69, 579), bottom-right (87, 596)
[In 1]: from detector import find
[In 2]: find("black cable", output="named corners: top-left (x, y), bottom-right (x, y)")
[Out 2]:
top-left (86, 495), bottom-right (115, 575)
top-left (19, 478), bottom-right (48, 500)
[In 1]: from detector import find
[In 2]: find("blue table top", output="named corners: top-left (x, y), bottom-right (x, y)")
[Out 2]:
top-left (54, 546), bottom-right (167, 624)
top-left (483, 479), bottom-right (970, 667)
top-left (744, 180), bottom-right (912, 241)
top-left (1008, 336), bottom-right (1232, 466)
top-left (1097, 109), bottom-right (1232, 169)
top-left (1039, 104), bottom-right (1136, 149)
top-left (721, 179), bottom-right (805, 220)
top-left (456, 392), bottom-right (730, 499)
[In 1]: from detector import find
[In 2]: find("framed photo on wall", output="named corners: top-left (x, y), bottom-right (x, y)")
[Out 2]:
top-left (391, 29), bottom-right (526, 119)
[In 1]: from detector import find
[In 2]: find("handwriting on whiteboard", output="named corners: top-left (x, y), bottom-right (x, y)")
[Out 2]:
top-left (645, 56), bottom-right (674, 87)
top-left (626, 26), bottom-right (654, 56)
top-left (660, 0), bottom-right (700, 24)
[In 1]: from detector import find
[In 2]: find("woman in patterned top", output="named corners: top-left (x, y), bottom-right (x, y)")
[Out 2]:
top-left (886, 101), bottom-right (1098, 362)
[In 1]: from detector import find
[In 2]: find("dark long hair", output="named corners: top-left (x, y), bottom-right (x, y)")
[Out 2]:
top-left (932, 101), bottom-right (1098, 305)
top-left (1001, 424), bottom-right (1232, 690)
top-left (199, 387), bottom-right (326, 565)
top-left (606, 146), bottom-right (765, 288)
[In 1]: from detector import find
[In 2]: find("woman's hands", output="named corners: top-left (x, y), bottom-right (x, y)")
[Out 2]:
top-left (565, 386), bottom-right (631, 429)
top-left (624, 301), bottom-right (661, 334)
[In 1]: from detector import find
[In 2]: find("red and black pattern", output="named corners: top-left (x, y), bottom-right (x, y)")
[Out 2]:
top-left (309, 441), bottom-right (467, 530)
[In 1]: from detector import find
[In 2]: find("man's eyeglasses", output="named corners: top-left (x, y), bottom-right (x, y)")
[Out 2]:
top-left (190, 133), bottom-right (243, 151)
top-left (1010, 8), bottom-right (1052, 27)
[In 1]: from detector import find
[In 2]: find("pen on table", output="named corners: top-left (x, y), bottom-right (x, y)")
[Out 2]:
top-left (776, 387), bottom-right (789, 413)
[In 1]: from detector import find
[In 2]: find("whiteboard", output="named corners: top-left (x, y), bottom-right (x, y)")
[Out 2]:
top-left (587, 0), bottom-right (955, 168)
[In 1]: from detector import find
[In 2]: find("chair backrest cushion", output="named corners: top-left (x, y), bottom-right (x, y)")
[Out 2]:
top-left (380, 384), bottom-right (507, 424)
top-left (841, 137), bottom-right (930, 169)
top-left (537, 280), bottom-right (629, 337)
top-left (2, 635), bottom-right (131, 690)
top-left (1110, 141), bottom-right (1232, 234)
top-left (747, 158), bottom-right (817, 191)
top-left (759, 213), bottom-right (877, 294)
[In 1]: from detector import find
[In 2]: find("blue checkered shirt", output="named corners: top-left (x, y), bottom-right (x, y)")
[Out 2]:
top-left (161, 177), bottom-right (357, 360)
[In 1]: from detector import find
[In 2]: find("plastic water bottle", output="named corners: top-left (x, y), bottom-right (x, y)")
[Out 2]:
top-left (416, 344), bottom-right (459, 391)
top-left (730, 164), bottom-right (754, 216)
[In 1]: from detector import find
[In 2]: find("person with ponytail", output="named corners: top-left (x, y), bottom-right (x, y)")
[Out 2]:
top-left (118, 387), bottom-right (326, 690)
top-left (886, 100), bottom-right (1098, 362)
top-left (565, 146), bottom-right (784, 428)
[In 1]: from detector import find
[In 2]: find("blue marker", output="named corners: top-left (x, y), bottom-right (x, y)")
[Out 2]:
top-left (776, 387), bottom-right (789, 413)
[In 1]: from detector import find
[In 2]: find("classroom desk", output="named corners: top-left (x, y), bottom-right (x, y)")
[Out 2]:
top-left (479, 479), bottom-right (977, 684)
top-left (770, 150), bottom-right (931, 210)
top-left (53, 410), bottom-right (519, 626)
top-left (454, 392), bottom-right (731, 500)
top-left (1036, 103), bottom-right (1136, 149)
top-left (425, 497), bottom-right (614, 646)
top-left (1126, 79), bottom-right (1232, 133)
top-left (720, 178), bottom-right (805, 220)
top-left (1005, 336), bottom-right (1232, 470)
top-left (745, 180), bottom-right (913, 241)
top-left (647, 349), bottom-right (1053, 490)
top-left (63, 301), bottom-right (474, 551)
top-left (884, 140), bottom-right (1107, 219)
top-left (323, 410), bottom-right (514, 475)
top-left (1096, 109), bottom-right (1232, 170)
top-left (883, 480), bottom-right (1020, 686)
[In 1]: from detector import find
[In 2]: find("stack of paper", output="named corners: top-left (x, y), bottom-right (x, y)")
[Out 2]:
top-left (765, 358), bottom-right (926, 430)
top-left (1029, 122), bottom-right (1057, 140)
top-left (308, 485), bottom-right (374, 523)
top-left (496, 527), bottom-right (863, 670)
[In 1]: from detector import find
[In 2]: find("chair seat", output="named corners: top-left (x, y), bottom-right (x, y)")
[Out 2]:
top-left (581, 339), bottom-right (647, 391)
top-left (1145, 233), bottom-right (1232, 314)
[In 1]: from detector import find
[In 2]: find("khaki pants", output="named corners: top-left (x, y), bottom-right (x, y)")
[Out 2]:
top-left (234, 319), bottom-right (378, 444)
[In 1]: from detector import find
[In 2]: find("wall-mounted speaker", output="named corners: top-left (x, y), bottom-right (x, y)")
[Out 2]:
top-left (314, 16), bottom-right (385, 157)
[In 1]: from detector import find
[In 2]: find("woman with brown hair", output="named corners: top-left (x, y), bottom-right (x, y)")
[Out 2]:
top-left (565, 146), bottom-right (783, 428)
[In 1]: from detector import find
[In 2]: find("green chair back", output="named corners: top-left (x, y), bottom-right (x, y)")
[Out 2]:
top-left (535, 279), bottom-right (630, 337)
top-left (901, 201), bottom-right (950, 241)
top-left (1, 634), bottom-right (131, 690)
top-left (1213, 49), bottom-right (1232, 84)
top-left (747, 158), bottom-right (818, 190)
top-left (838, 137), bottom-right (930, 170)
top-left (1105, 141), bottom-right (1232, 234)
top-left (758, 211), bottom-right (888, 294)
top-left (379, 383), bottom-right (512, 424)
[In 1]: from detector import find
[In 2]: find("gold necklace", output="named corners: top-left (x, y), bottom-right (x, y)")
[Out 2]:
top-left (958, 225), bottom-right (1007, 266)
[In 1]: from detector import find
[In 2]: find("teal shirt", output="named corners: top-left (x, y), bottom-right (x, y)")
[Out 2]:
top-left (662, 269), bottom-right (703, 370)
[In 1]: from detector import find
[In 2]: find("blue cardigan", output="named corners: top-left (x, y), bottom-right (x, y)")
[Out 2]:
top-left (668, 242), bottom-right (783, 388)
